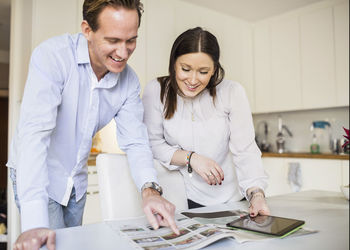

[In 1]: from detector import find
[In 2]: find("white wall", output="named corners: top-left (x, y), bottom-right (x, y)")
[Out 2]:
top-left (99, 0), bottom-right (254, 153)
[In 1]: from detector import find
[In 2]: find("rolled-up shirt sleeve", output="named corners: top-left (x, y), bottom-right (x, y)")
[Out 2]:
top-left (226, 83), bottom-right (268, 197)
top-left (115, 72), bottom-right (158, 191)
top-left (15, 46), bottom-right (64, 232)
top-left (142, 80), bottom-right (181, 170)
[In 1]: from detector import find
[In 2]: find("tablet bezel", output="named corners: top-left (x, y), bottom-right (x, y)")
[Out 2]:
top-left (226, 214), bottom-right (305, 238)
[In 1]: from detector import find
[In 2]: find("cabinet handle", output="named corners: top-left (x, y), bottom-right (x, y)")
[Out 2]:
top-left (87, 190), bottom-right (99, 195)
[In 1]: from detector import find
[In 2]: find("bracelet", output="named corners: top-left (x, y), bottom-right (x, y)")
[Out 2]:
top-left (186, 151), bottom-right (195, 173)
top-left (247, 188), bottom-right (265, 203)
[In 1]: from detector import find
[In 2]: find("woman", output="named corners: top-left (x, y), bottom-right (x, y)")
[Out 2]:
top-left (142, 27), bottom-right (270, 216)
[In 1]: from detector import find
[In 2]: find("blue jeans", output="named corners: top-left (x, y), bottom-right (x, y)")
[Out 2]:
top-left (10, 168), bottom-right (87, 229)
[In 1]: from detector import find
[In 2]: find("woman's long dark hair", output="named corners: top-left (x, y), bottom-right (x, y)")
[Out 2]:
top-left (158, 27), bottom-right (225, 119)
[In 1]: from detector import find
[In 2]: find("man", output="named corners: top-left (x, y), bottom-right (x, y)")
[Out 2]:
top-left (7, 1), bottom-right (179, 249)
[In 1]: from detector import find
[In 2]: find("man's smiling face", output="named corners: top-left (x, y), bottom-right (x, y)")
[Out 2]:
top-left (83, 6), bottom-right (139, 80)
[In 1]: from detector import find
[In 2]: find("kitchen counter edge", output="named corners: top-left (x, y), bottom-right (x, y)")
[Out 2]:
top-left (262, 152), bottom-right (349, 160)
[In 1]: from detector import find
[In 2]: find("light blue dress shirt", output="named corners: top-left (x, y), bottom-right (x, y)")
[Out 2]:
top-left (7, 33), bottom-right (157, 232)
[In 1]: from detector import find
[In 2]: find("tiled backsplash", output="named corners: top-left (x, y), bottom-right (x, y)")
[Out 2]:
top-left (99, 106), bottom-right (349, 154)
top-left (253, 107), bottom-right (349, 153)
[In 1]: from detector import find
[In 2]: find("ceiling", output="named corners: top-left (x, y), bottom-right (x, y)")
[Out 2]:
top-left (0, 0), bottom-right (326, 52)
top-left (181, 0), bottom-right (324, 21)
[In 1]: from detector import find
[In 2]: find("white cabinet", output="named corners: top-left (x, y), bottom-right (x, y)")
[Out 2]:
top-left (294, 158), bottom-right (342, 192)
top-left (300, 7), bottom-right (336, 109)
top-left (270, 15), bottom-right (302, 112)
top-left (254, 23), bottom-right (272, 113)
top-left (253, 1), bottom-right (349, 113)
top-left (262, 158), bottom-right (291, 197)
top-left (341, 160), bottom-right (349, 185)
top-left (262, 157), bottom-right (348, 197)
top-left (254, 14), bottom-right (302, 113)
top-left (82, 165), bottom-right (102, 225)
top-left (334, 2), bottom-right (349, 106)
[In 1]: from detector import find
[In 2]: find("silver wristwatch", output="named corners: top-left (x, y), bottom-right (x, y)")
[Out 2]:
top-left (141, 182), bottom-right (163, 196)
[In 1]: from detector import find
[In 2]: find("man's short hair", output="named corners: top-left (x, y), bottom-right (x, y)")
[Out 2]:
top-left (83, 0), bottom-right (144, 31)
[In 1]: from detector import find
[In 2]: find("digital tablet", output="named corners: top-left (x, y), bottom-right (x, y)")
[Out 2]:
top-left (226, 214), bottom-right (305, 238)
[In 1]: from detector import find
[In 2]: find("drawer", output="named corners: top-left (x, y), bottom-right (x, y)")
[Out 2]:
top-left (83, 185), bottom-right (101, 225)
top-left (87, 165), bottom-right (99, 186)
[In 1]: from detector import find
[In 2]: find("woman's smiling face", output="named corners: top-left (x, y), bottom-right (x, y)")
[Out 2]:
top-left (175, 52), bottom-right (215, 98)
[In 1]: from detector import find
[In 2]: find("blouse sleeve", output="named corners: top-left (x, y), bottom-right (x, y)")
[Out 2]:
top-left (225, 81), bottom-right (268, 197)
top-left (142, 80), bottom-right (181, 170)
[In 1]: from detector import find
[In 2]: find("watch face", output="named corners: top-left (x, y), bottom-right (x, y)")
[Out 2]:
top-left (142, 182), bottom-right (163, 195)
top-left (152, 182), bottom-right (163, 195)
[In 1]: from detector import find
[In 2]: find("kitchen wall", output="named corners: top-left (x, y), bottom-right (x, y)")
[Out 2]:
top-left (96, 0), bottom-right (349, 155)
top-left (97, 0), bottom-right (255, 154)
top-left (253, 107), bottom-right (349, 153)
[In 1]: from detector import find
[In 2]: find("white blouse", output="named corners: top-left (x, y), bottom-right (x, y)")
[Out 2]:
top-left (142, 79), bottom-right (268, 206)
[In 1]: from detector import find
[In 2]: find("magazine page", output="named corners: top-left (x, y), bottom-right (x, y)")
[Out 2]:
top-left (105, 214), bottom-right (237, 250)
top-left (181, 210), bottom-right (318, 243)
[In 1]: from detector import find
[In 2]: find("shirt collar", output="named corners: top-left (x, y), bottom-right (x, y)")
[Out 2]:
top-left (76, 33), bottom-right (90, 65)
top-left (98, 71), bottom-right (120, 89)
top-left (77, 33), bottom-right (120, 89)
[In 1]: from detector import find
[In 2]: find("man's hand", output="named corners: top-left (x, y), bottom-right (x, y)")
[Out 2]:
top-left (13, 228), bottom-right (55, 250)
top-left (142, 188), bottom-right (179, 235)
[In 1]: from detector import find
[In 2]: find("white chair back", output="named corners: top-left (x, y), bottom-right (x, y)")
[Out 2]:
top-left (96, 153), bottom-right (188, 221)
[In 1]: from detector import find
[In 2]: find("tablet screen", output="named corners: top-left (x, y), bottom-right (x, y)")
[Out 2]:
top-left (226, 215), bottom-right (305, 237)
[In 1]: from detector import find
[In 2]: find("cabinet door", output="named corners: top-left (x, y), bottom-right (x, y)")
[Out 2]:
top-left (270, 15), bottom-right (302, 111)
top-left (300, 7), bottom-right (336, 109)
top-left (263, 157), bottom-right (344, 196)
top-left (288, 158), bottom-right (343, 192)
top-left (254, 22), bottom-right (272, 113)
top-left (341, 160), bottom-right (349, 186)
top-left (198, 6), bottom-right (255, 111)
top-left (83, 185), bottom-right (102, 225)
top-left (262, 158), bottom-right (292, 197)
top-left (334, 2), bottom-right (349, 106)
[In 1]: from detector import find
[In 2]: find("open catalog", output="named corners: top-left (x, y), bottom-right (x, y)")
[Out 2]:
top-left (105, 210), bottom-right (317, 250)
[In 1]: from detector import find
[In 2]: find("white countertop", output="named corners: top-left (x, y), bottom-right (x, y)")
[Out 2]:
top-left (42, 190), bottom-right (349, 250)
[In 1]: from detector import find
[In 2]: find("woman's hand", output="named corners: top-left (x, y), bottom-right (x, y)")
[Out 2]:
top-left (190, 153), bottom-right (224, 185)
top-left (248, 194), bottom-right (270, 217)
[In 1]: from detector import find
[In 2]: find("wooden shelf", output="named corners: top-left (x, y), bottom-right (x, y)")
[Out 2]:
top-left (87, 153), bottom-right (100, 166)
top-left (262, 152), bottom-right (349, 160)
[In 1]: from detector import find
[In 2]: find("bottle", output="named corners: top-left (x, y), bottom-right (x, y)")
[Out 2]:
top-left (310, 121), bottom-right (331, 154)
top-left (310, 134), bottom-right (320, 154)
